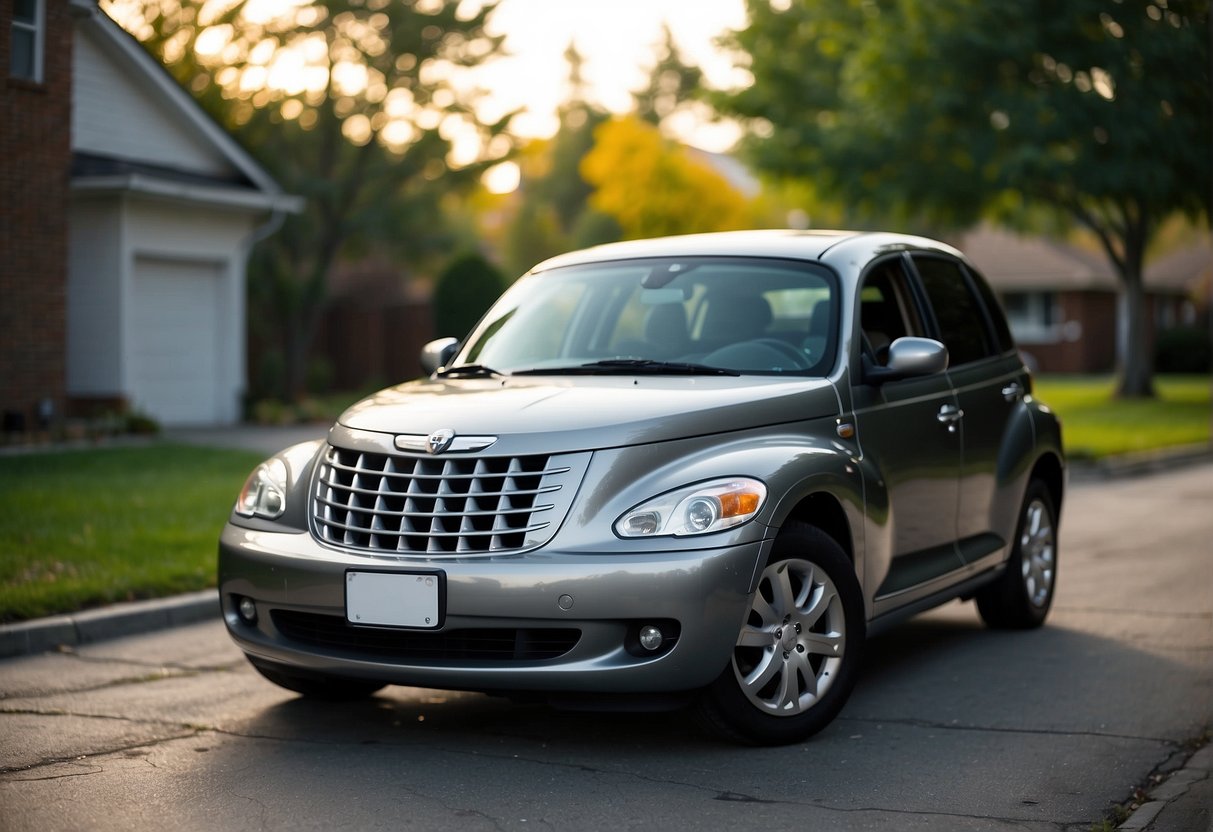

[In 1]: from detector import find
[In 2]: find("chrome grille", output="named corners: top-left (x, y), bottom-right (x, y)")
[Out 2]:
top-left (311, 445), bottom-right (584, 555)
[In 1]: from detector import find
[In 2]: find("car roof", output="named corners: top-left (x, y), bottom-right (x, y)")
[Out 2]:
top-left (529, 229), bottom-right (965, 274)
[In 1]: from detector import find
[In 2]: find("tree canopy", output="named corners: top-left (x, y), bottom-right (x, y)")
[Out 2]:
top-left (581, 116), bottom-right (752, 239)
top-left (109, 0), bottom-right (511, 398)
top-left (718, 0), bottom-right (1211, 397)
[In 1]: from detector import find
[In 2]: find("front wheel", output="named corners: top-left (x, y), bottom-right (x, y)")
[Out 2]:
top-left (698, 523), bottom-right (865, 745)
top-left (975, 479), bottom-right (1058, 629)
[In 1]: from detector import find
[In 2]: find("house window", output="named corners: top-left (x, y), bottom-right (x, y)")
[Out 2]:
top-left (1002, 291), bottom-right (1059, 343)
top-left (10, 0), bottom-right (44, 83)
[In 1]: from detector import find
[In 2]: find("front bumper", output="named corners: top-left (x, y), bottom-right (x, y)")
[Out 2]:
top-left (218, 524), bottom-right (766, 694)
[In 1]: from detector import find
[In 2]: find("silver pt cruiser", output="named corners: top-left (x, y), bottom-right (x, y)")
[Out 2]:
top-left (220, 230), bottom-right (1064, 745)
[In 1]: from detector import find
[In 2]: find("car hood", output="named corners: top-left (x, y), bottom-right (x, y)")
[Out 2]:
top-left (338, 375), bottom-right (841, 453)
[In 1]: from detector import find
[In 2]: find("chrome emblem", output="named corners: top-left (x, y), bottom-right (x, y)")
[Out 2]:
top-left (425, 428), bottom-right (456, 455)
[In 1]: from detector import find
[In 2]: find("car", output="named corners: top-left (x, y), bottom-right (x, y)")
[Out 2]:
top-left (219, 229), bottom-right (1064, 745)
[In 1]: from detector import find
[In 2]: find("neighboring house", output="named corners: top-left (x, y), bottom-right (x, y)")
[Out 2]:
top-left (955, 225), bottom-right (1211, 374)
top-left (1, 0), bottom-right (299, 430)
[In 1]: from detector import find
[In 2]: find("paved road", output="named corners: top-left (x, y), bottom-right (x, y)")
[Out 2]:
top-left (2, 463), bottom-right (1210, 831)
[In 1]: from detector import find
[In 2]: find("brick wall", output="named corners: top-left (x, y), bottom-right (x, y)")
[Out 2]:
top-left (0, 0), bottom-right (74, 432)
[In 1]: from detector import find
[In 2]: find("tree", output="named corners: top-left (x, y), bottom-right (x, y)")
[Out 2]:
top-left (432, 252), bottom-right (506, 339)
top-left (632, 24), bottom-right (703, 126)
top-left (500, 43), bottom-right (619, 276)
top-left (580, 116), bottom-right (752, 239)
top-left (109, 0), bottom-right (511, 399)
top-left (718, 0), bottom-right (1211, 398)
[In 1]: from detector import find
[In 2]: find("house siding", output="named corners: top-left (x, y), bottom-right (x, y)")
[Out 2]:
top-left (71, 29), bottom-right (232, 177)
top-left (0, 0), bottom-right (74, 431)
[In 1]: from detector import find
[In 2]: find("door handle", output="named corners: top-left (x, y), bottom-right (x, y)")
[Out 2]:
top-left (1002, 382), bottom-right (1023, 402)
top-left (936, 404), bottom-right (963, 423)
top-left (936, 404), bottom-right (963, 435)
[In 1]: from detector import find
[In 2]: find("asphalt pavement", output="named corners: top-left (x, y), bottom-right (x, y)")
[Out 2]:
top-left (1, 426), bottom-right (1209, 830)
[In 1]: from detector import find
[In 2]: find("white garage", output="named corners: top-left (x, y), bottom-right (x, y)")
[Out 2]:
top-left (64, 3), bottom-right (299, 426)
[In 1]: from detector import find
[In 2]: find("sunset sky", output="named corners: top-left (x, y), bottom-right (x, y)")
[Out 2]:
top-left (468, 0), bottom-right (748, 148)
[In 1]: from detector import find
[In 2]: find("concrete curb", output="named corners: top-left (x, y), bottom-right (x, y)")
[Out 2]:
top-left (1068, 444), bottom-right (1213, 483)
top-left (1118, 743), bottom-right (1212, 831)
top-left (0, 589), bottom-right (220, 659)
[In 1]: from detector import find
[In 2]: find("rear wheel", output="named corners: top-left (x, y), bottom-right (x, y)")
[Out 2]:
top-left (698, 523), bottom-right (864, 745)
top-left (248, 658), bottom-right (385, 701)
top-left (976, 479), bottom-right (1058, 629)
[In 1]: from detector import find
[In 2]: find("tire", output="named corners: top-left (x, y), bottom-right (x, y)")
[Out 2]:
top-left (698, 523), bottom-right (865, 745)
top-left (976, 480), bottom-right (1058, 629)
top-left (248, 658), bottom-right (385, 701)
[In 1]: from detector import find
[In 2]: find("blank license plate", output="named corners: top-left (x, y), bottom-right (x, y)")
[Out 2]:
top-left (345, 571), bottom-right (441, 629)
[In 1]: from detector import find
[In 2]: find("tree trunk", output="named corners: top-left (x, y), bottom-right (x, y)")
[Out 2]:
top-left (1114, 264), bottom-right (1155, 399)
top-left (1075, 201), bottom-right (1156, 400)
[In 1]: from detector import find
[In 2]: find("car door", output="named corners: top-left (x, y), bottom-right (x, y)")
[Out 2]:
top-left (911, 255), bottom-right (1029, 569)
top-left (850, 256), bottom-right (965, 608)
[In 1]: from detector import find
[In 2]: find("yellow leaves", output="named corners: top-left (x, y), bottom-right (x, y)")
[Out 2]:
top-left (580, 116), bottom-right (753, 240)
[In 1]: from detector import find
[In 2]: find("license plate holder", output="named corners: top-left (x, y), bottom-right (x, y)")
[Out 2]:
top-left (345, 570), bottom-right (443, 629)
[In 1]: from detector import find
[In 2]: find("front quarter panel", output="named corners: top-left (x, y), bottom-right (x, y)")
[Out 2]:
top-left (547, 417), bottom-right (859, 561)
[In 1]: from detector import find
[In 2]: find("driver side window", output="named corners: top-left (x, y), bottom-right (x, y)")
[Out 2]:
top-left (859, 259), bottom-right (926, 366)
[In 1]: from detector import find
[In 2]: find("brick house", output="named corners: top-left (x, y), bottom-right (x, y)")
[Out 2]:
top-left (1, 0), bottom-right (298, 431)
top-left (1, 0), bottom-right (73, 434)
top-left (955, 225), bottom-right (1212, 374)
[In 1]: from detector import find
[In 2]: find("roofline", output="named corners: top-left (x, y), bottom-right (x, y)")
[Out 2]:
top-left (71, 174), bottom-right (304, 213)
top-left (71, 0), bottom-right (290, 201)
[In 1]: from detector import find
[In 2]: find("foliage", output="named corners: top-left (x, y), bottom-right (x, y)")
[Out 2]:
top-left (499, 31), bottom-right (715, 275)
top-left (498, 44), bottom-right (620, 276)
top-left (107, 0), bottom-right (513, 400)
top-left (0, 445), bottom-right (263, 622)
top-left (632, 23), bottom-right (704, 126)
top-left (581, 116), bottom-right (752, 239)
top-left (718, 0), bottom-right (1212, 398)
top-left (433, 251), bottom-right (506, 339)
top-left (1155, 326), bottom-right (1213, 374)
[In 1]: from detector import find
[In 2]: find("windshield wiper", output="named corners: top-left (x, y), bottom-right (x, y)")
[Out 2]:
top-left (514, 359), bottom-right (740, 376)
top-left (436, 363), bottom-right (503, 378)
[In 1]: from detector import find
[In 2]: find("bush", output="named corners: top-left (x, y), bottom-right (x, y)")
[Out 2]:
top-left (433, 252), bottom-right (507, 340)
top-left (1154, 326), bottom-right (1212, 374)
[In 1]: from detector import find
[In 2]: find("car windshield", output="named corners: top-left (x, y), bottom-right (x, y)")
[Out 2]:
top-left (455, 257), bottom-right (838, 377)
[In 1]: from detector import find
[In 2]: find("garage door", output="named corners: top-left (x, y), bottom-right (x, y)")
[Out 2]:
top-left (131, 258), bottom-right (225, 426)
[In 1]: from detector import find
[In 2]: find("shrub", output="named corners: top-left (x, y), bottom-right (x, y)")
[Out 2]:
top-left (1154, 326), bottom-right (1212, 374)
top-left (433, 252), bottom-right (507, 340)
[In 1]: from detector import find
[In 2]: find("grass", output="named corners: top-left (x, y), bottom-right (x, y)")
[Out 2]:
top-left (1033, 375), bottom-right (1211, 461)
top-left (0, 444), bottom-right (263, 623)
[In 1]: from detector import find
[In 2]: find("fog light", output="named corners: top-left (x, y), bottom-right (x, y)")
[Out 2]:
top-left (237, 596), bottom-right (257, 624)
top-left (638, 625), bottom-right (664, 652)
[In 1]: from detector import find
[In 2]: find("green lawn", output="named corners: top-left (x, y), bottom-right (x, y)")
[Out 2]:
top-left (0, 444), bottom-right (263, 623)
top-left (1033, 375), bottom-right (1211, 460)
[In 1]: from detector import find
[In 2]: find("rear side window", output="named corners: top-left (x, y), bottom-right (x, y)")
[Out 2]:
top-left (913, 256), bottom-right (997, 367)
top-left (965, 265), bottom-right (1015, 353)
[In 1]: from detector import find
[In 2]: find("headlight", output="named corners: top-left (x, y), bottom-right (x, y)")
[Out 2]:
top-left (235, 458), bottom-right (287, 520)
top-left (615, 478), bottom-right (767, 538)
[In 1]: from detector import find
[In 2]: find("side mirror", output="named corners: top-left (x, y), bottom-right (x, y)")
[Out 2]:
top-left (420, 337), bottom-right (460, 375)
top-left (865, 337), bottom-right (948, 384)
